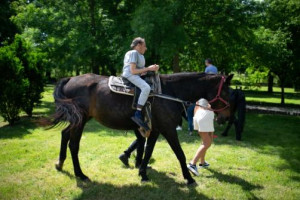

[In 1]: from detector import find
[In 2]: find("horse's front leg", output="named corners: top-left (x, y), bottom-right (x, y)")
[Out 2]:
top-left (138, 131), bottom-right (159, 181)
top-left (163, 129), bottom-right (195, 185)
top-left (221, 116), bottom-right (235, 137)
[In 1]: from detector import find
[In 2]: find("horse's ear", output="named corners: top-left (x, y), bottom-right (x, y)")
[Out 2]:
top-left (226, 74), bottom-right (234, 84)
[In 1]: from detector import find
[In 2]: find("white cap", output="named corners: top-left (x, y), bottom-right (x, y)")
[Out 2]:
top-left (198, 98), bottom-right (209, 108)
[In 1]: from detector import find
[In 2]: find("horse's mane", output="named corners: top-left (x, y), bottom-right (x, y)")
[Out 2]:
top-left (159, 72), bottom-right (219, 82)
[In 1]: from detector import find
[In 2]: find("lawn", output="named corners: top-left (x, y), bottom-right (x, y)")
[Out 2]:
top-left (230, 86), bottom-right (300, 106)
top-left (0, 85), bottom-right (299, 200)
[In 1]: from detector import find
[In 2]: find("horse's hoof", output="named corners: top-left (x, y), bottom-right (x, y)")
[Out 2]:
top-left (76, 173), bottom-right (90, 182)
top-left (79, 175), bottom-right (90, 182)
top-left (55, 162), bottom-right (63, 171)
top-left (187, 178), bottom-right (196, 186)
top-left (141, 177), bottom-right (150, 182)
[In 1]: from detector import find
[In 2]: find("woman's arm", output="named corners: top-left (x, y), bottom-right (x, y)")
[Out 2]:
top-left (130, 63), bottom-right (159, 75)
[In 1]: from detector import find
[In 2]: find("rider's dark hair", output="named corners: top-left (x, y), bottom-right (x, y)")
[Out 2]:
top-left (130, 37), bottom-right (145, 49)
top-left (205, 58), bottom-right (213, 64)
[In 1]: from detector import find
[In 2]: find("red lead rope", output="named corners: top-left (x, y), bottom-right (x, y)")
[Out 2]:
top-left (208, 76), bottom-right (230, 112)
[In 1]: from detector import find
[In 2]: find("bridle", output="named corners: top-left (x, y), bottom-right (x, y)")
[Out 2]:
top-left (208, 76), bottom-right (230, 112)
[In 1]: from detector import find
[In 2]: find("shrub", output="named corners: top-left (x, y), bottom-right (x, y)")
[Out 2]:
top-left (0, 46), bottom-right (28, 125)
top-left (0, 36), bottom-right (45, 125)
top-left (13, 37), bottom-right (45, 116)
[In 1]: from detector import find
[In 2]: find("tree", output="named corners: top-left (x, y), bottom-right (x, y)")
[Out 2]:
top-left (13, 35), bottom-right (45, 116)
top-left (182, 0), bottom-right (259, 73)
top-left (264, 0), bottom-right (300, 93)
top-left (252, 28), bottom-right (292, 104)
top-left (0, 44), bottom-right (26, 125)
top-left (0, 35), bottom-right (45, 125)
top-left (0, 0), bottom-right (18, 45)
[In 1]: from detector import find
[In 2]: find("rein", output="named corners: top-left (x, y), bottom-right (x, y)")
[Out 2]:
top-left (153, 94), bottom-right (190, 117)
top-left (208, 76), bottom-right (230, 112)
top-left (153, 76), bottom-right (230, 115)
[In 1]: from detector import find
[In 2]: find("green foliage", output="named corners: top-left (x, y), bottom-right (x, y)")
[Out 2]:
top-left (131, 0), bottom-right (187, 71)
top-left (0, 35), bottom-right (45, 124)
top-left (0, 0), bottom-right (19, 45)
top-left (244, 65), bottom-right (269, 89)
top-left (13, 36), bottom-right (45, 116)
top-left (0, 44), bottom-right (27, 125)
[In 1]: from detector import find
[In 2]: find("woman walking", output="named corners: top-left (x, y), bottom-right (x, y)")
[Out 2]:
top-left (187, 98), bottom-right (215, 176)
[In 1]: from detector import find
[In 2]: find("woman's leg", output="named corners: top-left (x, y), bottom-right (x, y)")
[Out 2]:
top-left (190, 132), bottom-right (212, 165)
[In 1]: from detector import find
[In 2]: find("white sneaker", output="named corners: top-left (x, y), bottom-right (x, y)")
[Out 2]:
top-left (199, 162), bottom-right (210, 168)
top-left (176, 126), bottom-right (182, 131)
top-left (187, 163), bottom-right (199, 176)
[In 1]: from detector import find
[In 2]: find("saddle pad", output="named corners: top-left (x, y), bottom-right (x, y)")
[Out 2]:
top-left (108, 74), bottom-right (162, 96)
top-left (108, 76), bottom-right (134, 96)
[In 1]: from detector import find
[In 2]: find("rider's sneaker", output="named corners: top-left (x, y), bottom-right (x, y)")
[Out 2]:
top-left (199, 162), bottom-right (210, 168)
top-left (176, 126), bottom-right (183, 131)
top-left (187, 163), bottom-right (199, 176)
top-left (119, 153), bottom-right (129, 167)
top-left (131, 111), bottom-right (150, 131)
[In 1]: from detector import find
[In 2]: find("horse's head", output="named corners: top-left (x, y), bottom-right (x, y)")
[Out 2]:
top-left (160, 72), bottom-right (233, 124)
top-left (206, 74), bottom-right (233, 124)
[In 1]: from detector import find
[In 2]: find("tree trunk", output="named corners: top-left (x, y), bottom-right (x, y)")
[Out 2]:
top-left (76, 67), bottom-right (80, 76)
top-left (89, 0), bottom-right (99, 74)
top-left (281, 84), bottom-right (285, 105)
top-left (46, 70), bottom-right (51, 82)
top-left (172, 53), bottom-right (180, 73)
top-left (267, 71), bottom-right (273, 93)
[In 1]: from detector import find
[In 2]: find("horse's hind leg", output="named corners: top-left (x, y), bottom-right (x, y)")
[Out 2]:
top-left (69, 122), bottom-right (89, 181)
top-left (163, 130), bottom-right (195, 185)
top-left (55, 125), bottom-right (71, 171)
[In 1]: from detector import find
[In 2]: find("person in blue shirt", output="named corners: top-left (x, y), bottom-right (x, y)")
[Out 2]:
top-left (205, 59), bottom-right (218, 74)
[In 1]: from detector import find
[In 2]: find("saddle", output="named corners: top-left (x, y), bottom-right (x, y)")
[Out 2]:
top-left (108, 72), bottom-right (161, 96)
top-left (108, 72), bottom-right (161, 137)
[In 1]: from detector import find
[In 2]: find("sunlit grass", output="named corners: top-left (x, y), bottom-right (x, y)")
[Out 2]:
top-left (0, 85), bottom-right (299, 200)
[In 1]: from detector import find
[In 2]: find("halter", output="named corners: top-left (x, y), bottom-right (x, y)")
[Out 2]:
top-left (208, 76), bottom-right (230, 112)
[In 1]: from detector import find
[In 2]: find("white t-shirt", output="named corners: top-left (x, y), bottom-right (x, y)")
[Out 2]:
top-left (193, 108), bottom-right (215, 132)
top-left (122, 50), bottom-right (145, 78)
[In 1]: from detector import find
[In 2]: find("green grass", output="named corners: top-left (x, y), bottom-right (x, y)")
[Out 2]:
top-left (0, 86), bottom-right (300, 200)
top-left (230, 85), bottom-right (300, 106)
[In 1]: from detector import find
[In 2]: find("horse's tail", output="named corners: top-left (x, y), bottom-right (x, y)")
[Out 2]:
top-left (39, 77), bottom-right (87, 129)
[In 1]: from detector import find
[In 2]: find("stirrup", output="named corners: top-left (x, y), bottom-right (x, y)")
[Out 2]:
top-left (131, 116), bottom-right (150, 131)
top-left (138, 127), bottom-right (151, 138)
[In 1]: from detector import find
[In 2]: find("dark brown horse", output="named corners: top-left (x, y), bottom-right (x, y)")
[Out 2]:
top-left (48, 72), bottom-right (233, 185)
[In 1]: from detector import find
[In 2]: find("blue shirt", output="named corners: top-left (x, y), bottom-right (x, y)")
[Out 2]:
top-left (122, 50), bottom-right (145, 78)
top-left (205, 64), bottom-right (218, 74)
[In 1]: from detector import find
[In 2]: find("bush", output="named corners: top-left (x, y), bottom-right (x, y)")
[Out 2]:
top-left (0, 36), bottom-right (45, 125)
top-left (13, 37), bottom-right (45, 116)
top-left (0, 46), bottom-right (28, 125)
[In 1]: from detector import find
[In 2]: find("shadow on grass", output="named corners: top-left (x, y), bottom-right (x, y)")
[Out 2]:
top-left (206, 168), bottom-right (263, 200)
top-left (0, 116), bottom-right (37, 139)
top-left (211, 113), bottom-right (300, 175)
top-left (32, 101), bottom-right (56, 116)
top-left (59, 169), bottom-right (211, 200)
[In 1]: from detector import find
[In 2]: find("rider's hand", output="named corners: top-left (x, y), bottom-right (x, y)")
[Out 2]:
top-left (148, 64), bottom-right (159, 71)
